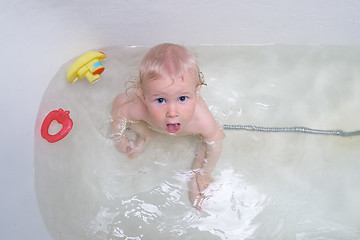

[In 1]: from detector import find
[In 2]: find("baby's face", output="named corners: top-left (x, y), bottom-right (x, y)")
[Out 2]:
top-left (141, 72), bottom-right (200, 134)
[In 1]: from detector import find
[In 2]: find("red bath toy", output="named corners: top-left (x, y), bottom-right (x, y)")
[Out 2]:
top-left (41, 108), bottom-right (73, 143)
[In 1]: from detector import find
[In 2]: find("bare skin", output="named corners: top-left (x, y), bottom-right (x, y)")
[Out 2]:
top-left (111, 71), bottom-right (224, 209)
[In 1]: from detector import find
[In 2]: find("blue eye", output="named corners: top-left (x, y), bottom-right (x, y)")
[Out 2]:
top-left (179, 96), bottom-right (187, 102)
top-left (156, 98), bottom-right (166, 104)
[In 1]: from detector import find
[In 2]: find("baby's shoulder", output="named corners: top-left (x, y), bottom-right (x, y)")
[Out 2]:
top-left (112, 93), bottom-right (147, 121)
top-left (195, 97), bottom-right (214, 120)
top-left (194, 97), bottom-right (224, 140)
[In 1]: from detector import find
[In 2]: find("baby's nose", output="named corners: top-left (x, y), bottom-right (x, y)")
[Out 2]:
top-left (166, 104), bottom-right (178, 118)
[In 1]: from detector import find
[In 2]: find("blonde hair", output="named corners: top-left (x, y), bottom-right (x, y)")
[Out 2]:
top-left (138, 43), bottom-right (206, 88)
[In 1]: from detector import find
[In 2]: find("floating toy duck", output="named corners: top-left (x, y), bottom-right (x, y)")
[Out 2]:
top-left (66, 51), bottom-right (106, 83)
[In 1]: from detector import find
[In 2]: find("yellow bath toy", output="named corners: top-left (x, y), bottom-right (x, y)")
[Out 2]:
top-left (67, 51), bottom-right (106, 83)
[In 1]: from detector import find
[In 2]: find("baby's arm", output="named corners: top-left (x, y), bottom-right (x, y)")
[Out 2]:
top-left (189, 124), bottom-right (223, 210)
top-left (188, 98), bottom-right (225, 209)
top-left (111, 94), bottom-right (157, 158)
top-left (193, 126), bottom-right (224, 191)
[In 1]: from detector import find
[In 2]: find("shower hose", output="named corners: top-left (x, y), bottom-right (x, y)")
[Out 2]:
top-left (223, 124), bottom-right (360, 137)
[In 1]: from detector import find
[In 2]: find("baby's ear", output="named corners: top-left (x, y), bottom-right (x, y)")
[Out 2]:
top-left (196, 84), bottom-right (202, 98)
top-left (137, 87), bottom-right (146, 101)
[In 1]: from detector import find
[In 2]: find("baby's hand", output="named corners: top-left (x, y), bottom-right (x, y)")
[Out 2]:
top-left (114, 130), bottom-right (146, 159)
top-left (188, 171), bottom-right (214, 210)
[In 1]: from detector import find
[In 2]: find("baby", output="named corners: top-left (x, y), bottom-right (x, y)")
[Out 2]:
top-left (111, 43), bottom-right (224, 209)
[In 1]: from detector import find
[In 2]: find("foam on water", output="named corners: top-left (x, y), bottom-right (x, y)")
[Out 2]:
top-left (35, 45), bottom-right (360, 239)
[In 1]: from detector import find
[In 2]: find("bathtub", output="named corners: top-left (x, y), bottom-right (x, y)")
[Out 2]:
top-left (1, 1), bottom-right (360, 239)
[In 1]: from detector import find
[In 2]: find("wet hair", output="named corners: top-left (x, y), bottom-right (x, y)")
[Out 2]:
top-left (138, 43), bottom-right (206, 88)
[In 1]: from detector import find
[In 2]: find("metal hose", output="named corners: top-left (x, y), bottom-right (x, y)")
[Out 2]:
top-left (223, 125), bottom-right (360, 137)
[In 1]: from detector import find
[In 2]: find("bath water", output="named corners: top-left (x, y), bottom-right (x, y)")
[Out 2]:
top-left (35, 45), bottom-right (360, 239)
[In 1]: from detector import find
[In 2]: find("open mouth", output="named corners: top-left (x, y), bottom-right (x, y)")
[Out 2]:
top-left (166, 123), bottom-right (181, 133)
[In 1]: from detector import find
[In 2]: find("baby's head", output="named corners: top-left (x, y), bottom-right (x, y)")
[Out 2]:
top-left (139, 43), bottom-right (205, 90)
top-left (136, 44), bottom-right (206, 134)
